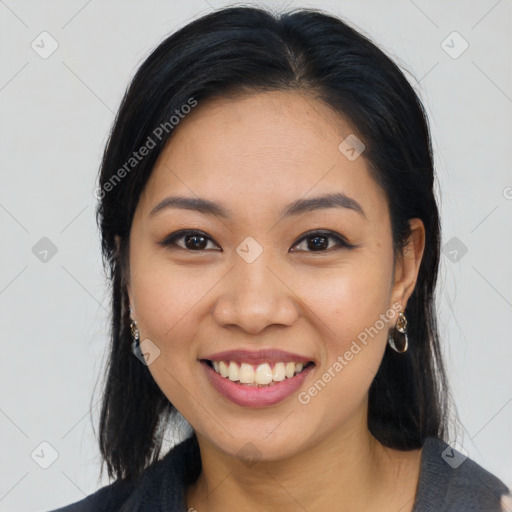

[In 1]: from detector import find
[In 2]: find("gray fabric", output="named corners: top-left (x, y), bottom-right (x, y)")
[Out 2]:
top-left (45, 435), bottom-right (510, 511)
top-left (412, 437), bottom-right (510, 511)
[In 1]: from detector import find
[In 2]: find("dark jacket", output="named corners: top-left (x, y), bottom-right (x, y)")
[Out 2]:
top-left (45, 435), bottom-right (510, 511)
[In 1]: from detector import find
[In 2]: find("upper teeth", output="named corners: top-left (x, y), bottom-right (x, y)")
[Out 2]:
top-left (212, 361), bottom-right (305, 385)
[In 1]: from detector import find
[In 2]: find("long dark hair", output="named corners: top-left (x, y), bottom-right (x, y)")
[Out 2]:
top-left (94, 5), bottom-right (454, 485)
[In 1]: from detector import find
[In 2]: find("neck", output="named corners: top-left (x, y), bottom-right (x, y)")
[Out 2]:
top-left (186, 410), bottom-right (421, 512)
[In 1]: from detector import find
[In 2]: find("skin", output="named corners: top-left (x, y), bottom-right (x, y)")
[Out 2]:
top-left (119, 90), bottom-right (426, 511)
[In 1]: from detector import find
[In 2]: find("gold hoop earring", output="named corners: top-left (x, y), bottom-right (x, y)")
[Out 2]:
top-left (130, 318), bottom-right (139, 342)
top-left (388, 311), bottom-right (408, 353)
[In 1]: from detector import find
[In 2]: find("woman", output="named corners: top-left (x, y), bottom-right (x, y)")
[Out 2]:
top-left (49, 5), bottom-right (510, 512)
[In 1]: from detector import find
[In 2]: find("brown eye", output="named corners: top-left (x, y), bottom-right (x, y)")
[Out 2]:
top-left (291, 230), bottom-right (354, 253)
top-left (183, 234), bottom-right (208, 250)
top-left (159, 230), bottom-right (221, 251)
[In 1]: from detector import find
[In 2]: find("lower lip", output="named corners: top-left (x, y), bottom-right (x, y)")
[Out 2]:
top-left (202, 361), bottom-right (314, 407)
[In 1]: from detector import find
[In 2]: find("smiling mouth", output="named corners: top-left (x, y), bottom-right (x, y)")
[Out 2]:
top-left (201, 359), bottom-right (315, 387)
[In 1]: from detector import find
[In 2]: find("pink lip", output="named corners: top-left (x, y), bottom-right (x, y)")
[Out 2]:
top-left (201, 349), bottom-right (314, 365)
top-left (201, 360), bottom-right (315, 407)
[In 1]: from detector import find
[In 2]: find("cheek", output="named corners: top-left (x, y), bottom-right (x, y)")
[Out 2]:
top-left (128, 259), bottom-right (211, 410)
top-left (294, 255), bottom-right (393, 341)
top-left (129, 254), bottom-right (209, 353)
top-left (296, 269), bottom-right (390, 425)
top-left (292, 256), bottom-right (393, 410)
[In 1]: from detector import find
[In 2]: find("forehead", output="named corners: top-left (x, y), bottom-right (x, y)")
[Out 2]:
top-left (137, 90), bottom-right (386, 224)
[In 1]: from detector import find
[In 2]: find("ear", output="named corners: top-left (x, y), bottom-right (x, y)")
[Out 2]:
top-left (390, 218), bottom-right (425, 312)
top-left (115, 234), bottom-right (135, 319)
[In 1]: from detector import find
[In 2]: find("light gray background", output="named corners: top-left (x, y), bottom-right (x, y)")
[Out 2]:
top-left (1, 0), bottom-right (511, 510)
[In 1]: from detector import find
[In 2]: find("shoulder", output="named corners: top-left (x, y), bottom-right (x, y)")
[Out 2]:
top-left (43, 478), bottom-right (135, 512)
top-left (413, 436), bottom-right (511, 512)
top-left (44, 435), bottom-right (200, 512)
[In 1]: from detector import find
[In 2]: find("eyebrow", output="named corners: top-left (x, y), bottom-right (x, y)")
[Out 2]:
top-left (149, 192), bottom-right (366, 220)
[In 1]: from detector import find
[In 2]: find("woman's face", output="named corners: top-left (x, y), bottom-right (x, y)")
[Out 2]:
top-left (125, 90), bottom-right (424, 461)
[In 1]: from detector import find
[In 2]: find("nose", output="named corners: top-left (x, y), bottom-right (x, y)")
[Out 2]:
top-left (212, 252), bottom-right (299, 335)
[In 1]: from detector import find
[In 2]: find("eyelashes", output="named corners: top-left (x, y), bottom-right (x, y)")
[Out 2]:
top-left (160, 230), bottom-right (219, 252)
top-left (291, 230), bottom-right (355, 252)
top-left (159, 229), bottom-right (356, 253)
